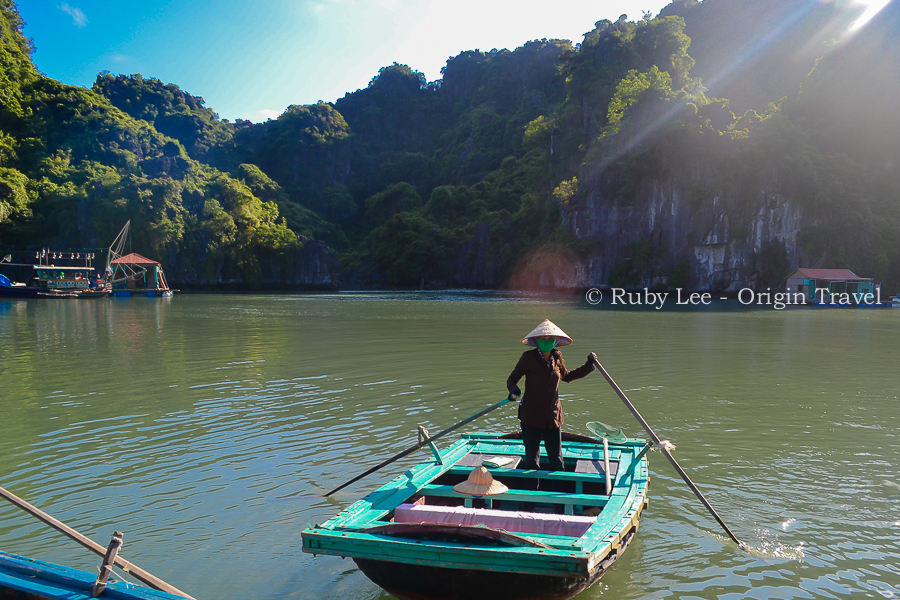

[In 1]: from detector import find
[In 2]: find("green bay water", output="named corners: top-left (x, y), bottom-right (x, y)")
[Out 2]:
top-left (0, 293), bottom-right (898, 599)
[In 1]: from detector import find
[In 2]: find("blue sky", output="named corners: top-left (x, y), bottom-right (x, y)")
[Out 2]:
top-left (19, 0), bottom-right (674, 123)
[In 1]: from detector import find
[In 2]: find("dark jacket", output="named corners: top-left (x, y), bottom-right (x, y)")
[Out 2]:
top-left (507, 348), bottom-right (594, 429)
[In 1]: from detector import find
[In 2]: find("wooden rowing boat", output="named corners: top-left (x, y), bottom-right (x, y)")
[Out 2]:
top-left (0, 552), bottom-right (187, 600)
top-left (302, 431), bottom-right (649, 600)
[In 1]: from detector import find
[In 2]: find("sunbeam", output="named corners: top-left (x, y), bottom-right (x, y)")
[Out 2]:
top-left (587, 0), bottom-right (892, 179)
top-left (850, 0), bottom-right (892, 31)
top-left (699, 0), bottom-right (820, 95)
top-left (585, 0), bottom-right (826, 179)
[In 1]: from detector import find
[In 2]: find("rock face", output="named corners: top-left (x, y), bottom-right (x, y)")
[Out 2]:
top-left (442, 162), bottom-right (809, 292)
top-left (565, 175), bottom-right (806, 291)
top-left (449, 222), bottom-right (505, 287)
top-left (282, 239), bottom-right (340, 289)
top-left (140, 156), bottom-right (189, 178)
top-left (438, 175), bottom-right (808, 292)
top-left (170, 239), bottom-right (340, 290)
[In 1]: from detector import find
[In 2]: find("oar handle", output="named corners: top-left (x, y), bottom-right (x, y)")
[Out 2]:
top-left (591, 356), bottom-right (743, 547)
top-left (323, 397), bottom-right (512, 497)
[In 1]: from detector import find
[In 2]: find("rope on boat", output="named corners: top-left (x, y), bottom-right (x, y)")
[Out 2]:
top-left (99, 565), bottom-right (139, 589)
top-left (416, 426), bottom-right (430, 444)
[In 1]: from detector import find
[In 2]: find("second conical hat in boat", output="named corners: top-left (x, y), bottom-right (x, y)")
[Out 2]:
top-left (452, 466), bottom-right (509, 496)
top-left (520, 319), bottom-right (573, 346)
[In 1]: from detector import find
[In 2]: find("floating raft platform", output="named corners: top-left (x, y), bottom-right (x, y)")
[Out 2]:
top-left (111, 289), bottom-right (174, 297)
top-left (109, 253), bottom-right (173, 298)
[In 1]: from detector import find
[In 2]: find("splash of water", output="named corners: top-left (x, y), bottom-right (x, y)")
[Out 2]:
top-left (696, 526), bottom-right (805, 560)
top-left (743, 527), bottom-right (806, 560)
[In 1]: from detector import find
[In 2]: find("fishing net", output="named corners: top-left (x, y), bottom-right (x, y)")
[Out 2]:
top-left (586, 421), bottom-right (627, 443)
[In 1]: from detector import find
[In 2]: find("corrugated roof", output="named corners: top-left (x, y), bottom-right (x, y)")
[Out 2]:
top-left (787, 268), bottom-right (870, 281)
top-left (110, 252), bottom-right (160, 266)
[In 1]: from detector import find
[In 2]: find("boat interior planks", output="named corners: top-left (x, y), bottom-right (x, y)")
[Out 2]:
top-left (303, 430), bottom-right (649, 600)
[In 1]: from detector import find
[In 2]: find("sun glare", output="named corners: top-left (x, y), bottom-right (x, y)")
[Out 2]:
top-left (850, 0), bottom-right (891, 31)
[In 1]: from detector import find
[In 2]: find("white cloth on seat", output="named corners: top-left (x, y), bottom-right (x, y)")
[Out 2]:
top-left (394, 503), bottom-right (595, 538)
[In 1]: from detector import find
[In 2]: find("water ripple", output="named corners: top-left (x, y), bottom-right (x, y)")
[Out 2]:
top-left (2, 294), bottom-right (899, 599)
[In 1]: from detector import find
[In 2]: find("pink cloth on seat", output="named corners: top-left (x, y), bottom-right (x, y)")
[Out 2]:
top-left (394, 503), bottom-right (595, 538)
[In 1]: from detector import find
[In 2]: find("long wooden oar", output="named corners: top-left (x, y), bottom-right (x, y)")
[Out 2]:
top-left (322, 396), bottom-right (514, 497)
top-left (591, 356), bottom-right (744, 546)
top-left (0, 485), bottom-right (193, 599)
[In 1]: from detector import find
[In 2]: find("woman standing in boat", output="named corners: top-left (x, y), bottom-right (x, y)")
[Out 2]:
top-left (507, 319), bottom-right (597, 471)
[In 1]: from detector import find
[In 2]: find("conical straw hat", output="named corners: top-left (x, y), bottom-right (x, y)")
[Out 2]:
top-left (452, 466), bottom-right (509, 496)
top-left (521, 319), bottom-right (573, 346)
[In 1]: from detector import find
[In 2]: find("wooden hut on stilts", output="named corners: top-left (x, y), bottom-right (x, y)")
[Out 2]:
top-left (105, 221), bottom-right (174, 297)
top-left (109, 253), bottom-right (173, 297)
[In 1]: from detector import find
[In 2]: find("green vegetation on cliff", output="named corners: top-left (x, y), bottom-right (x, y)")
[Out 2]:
top-left (92, 74), bottom-right (234, 166)
top-left (2, 0), bottom-right (899, 290)
top-left (0, 0), bottom-right (299, 286)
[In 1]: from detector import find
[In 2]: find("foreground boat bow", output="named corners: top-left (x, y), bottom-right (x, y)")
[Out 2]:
top-left (302, 431), bottom-right (649, 600)
top-left (0, 552), bottom-right (188, 600)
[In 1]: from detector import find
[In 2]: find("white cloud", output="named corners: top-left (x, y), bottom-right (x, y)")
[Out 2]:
top-left (258, 109), bottom-right (283, 121)
top-left (59, 3), bottom-right (88, 27)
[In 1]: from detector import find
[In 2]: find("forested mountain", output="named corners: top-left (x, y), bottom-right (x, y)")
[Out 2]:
top-left (2, 0), bottom-right (898, 291)
top-left (0, 0), bottom-right (336, 288)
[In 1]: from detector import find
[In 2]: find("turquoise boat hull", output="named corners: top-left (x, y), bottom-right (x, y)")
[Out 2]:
top-left (303, 431), bottom-right (649, 600)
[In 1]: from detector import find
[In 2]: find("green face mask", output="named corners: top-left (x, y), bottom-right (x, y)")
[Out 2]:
top-left (537, 338), bottom-right (557, 353)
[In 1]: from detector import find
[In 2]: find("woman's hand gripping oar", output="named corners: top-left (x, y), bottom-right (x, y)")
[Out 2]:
top-left (591, 355), bottom-right (744, 547)
top-left (308, 394), bottom-right (518, 499)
